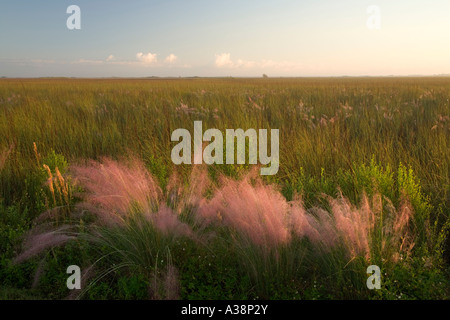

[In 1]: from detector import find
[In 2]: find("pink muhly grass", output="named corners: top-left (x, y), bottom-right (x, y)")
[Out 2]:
top-left (150, 204), bottom-right (193, 238)
top-left (163, 265), bottom-right (180, 300)
top-left (393, 199), bottom-right (413, 235)
top-left (183, 166), bottom-right (211, 208)
top-left (166, 171), bottom-right (183, 207)
top-left (314, 192), bottom-right (415, 261)
top-left (32, 257), bottom-right (47, 289)
top-left (166, 165), bottom-right (211, 213)
top-left (328, 193), bottom-right (375, 259)
top-left (72, 157), bottom-right (193, 238)
top-left (290, 199), bottom-right (338, 248)
top-left (150, 265), bottom-right (180, 300)
top-left (71, 157), bottom-right (161, 225)
top-left (383, 196), bottom-right (415, 260)
top-left (289, 191), bottom-right (415, 262)
top-left (13, 226), bottom-right (76, 264)
top-left (198, 173), bottom-right (291, 248)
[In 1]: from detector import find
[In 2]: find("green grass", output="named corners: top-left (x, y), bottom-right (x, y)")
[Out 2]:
top-left (0, 77), bottom-right (448, 300)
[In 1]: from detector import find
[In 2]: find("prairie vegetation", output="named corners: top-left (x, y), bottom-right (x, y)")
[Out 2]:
top-left (0, 77), bottom-right (448, 299)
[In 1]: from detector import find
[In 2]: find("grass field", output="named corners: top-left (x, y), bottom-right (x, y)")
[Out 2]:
top-left (0, 77), bottom-right (449, 299)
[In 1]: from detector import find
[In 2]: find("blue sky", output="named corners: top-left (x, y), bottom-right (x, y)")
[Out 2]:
top-left (1, 0), bottom-right (450, 77)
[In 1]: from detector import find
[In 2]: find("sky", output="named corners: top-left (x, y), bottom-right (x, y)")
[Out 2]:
top-left (1, 0), bottom-right (450, 77)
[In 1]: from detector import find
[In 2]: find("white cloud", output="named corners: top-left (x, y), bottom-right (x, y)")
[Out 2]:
top-left (215, 53), bottom-right (234, 68)
top-left (214, 53), bottom-right (303, 72)
top-left (165, 54), bottom-right (177, 64)
top-left (73, 59), bottom-right (104, 65)
top-left (30, 59), bottom-right (59, 64)
top-left (235, 59), bottom-right (257, 68)
top-left (136, 52), bottom-right (157, 64)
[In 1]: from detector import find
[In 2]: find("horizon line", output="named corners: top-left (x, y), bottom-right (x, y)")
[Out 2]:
top-left (2, 74), bottom-right (450, 80)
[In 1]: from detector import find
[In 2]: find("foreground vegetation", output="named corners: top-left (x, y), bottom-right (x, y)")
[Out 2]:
top-left (0, 77), bottom-right (449, 299)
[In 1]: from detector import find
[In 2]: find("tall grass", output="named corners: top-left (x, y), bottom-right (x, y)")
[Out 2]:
top-left (11, 156), bottom-right (446, 299)
top-left (0, 78), bottom-right (448, 209)
top-left (1, 77), bottom-right (449, 299)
